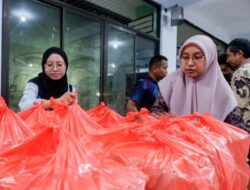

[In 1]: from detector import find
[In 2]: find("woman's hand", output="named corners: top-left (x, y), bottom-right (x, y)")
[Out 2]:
top-left (151, 111), bottom-right (169, 119)
top-left (58, 91), bottom-right (77, 105)
top-left (151, 111), bottom-right (177, 119)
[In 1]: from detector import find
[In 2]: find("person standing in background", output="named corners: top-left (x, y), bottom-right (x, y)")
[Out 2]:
top-left (126, 55), bottom-right (168, 112)
top-left (218, 53), bottom-right (234, 84)
top-left (226, 38), bottom-right (250, 131)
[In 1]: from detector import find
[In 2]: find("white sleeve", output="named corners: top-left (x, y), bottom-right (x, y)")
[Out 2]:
top-left (18, 82), bottom-right (42, 111)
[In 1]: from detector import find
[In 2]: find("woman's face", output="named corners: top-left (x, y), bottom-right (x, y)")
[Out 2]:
top-left (180, 44), bottom-right (206, 79)
top-left (44, 53), bottom-right (67, 80)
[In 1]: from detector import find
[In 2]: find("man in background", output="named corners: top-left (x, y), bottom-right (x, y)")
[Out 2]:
top-left (226, 38), bottom-right (250, 132)
top-left (127, 55), bottom-right (168, 112)
top-left (218, 53), bottom-right (234, 84)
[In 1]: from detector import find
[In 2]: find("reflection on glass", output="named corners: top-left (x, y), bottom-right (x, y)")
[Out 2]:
top-left (127, 4), bottom-right (158, 37)
top-left (106, 25), bottom-right (134, 115)
top-left (84, 0), bottom-right (158, 37)
top-left (135, 36), bottom-right (156, 80)
top-left (8, 0), bottom-right (60, 111)
top-left (64, 11), bottom-right (101, 110)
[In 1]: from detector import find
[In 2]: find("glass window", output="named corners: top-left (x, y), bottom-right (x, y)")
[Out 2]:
top-left (60, 0), bottom-right (159, 37)
top-left (8, 0), bottom-right (60, 111)
top-left (124, 36), bottom-right (157, 105)
top-left (64, 11), bottom-right (101, 110)
top-left (5, 0), bottom-right (159, 113)
top-left (135, 36), bottom-right (157, 80)
top-left (105, 25), bottom-right (135, 115)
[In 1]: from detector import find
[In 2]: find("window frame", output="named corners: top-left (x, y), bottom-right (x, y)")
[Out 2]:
top-left (2, 0), bottom-right (160, 112)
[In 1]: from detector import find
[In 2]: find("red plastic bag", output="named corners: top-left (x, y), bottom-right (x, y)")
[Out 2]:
top-left (0, 103), bottom-right (147, 190)
top-left (179, 113), bottom-right (250, 176)
top-left (0, 127), bottom-right (58, 189)
top-left (87, 102), bottom-right (127, 128)
top-left (1, 99), bottom-right (249, 190)
top-left (88, 119), bottom-right (218, 190)
top-left (20, 131), bottom-right (147, 190)
top-left (18, 101), bottom-right (60, 133)
top-left (0, 96), bottom-right (33, 152)
top-left (154, 113), bottom-right (250, 190)
top-left (89, 112), bottom-right (250, 190)
top-left (125, 108), bottom-right (158, 123)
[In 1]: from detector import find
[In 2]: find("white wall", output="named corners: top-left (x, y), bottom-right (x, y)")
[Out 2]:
top-left (159, 7), bottom-right (177, 73)
top-left (0, 0), bottom-right (2, 94)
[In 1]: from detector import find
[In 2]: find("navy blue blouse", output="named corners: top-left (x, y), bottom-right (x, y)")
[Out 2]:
top-left (130, 74), bottom-right (159, 111)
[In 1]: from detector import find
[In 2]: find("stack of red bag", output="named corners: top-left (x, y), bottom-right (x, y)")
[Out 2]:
top-left (0, 99), bottom-right (147, 190)
top-left (0, 96), bottom-right (33, 152)
top-left (0, 98), bottom-right (249, 190)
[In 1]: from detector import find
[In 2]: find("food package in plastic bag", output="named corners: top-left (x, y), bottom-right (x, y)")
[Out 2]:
top-left (125, 108), bottom-right (158, 123)
top-left (0, 128), bottom-right (58, 188)
top-left (0, 96), bottom-right (34, 152)
top-left (90, 112), bottom-right (250, 190)
top-left (89, 120), bottom-right (220, 190)
top-left (18, 101), bottom-right (61, 132)
top-left (87, 102), bottom-right (127, 128)
top-left (152, 113), bottom-right (250, 190)
top-left (179, 113), bottom-right (250, 179)
top-left (148, 131), bottom-right (221, 190)
top-left (1, 99), bottom-right (249, 190)
top-left (0, 103), bottom-right (147, 190)
top-left (61, 103), bottom-right (104, 137)
top-left (19, 131), bottom-right (147, 190)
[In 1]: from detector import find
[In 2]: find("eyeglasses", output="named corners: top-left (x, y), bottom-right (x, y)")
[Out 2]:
top-left (180, 54), bottom-right (205, 63)
top-left (44, 62), bottom-right (65, 70)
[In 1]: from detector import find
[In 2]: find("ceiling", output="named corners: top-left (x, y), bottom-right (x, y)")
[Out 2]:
top-left (153, 0), bottom-right (250, 43)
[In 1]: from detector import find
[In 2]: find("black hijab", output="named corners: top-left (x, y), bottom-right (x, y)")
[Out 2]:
top-left (29, 47), bottom-right (69, 100)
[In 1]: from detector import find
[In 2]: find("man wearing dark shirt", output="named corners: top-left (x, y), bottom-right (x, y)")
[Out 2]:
top-left (127, 55), bottom-right (168, 112)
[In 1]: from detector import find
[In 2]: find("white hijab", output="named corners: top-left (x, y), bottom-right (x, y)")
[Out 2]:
top-left (159, 35), bottom-right (237, 120)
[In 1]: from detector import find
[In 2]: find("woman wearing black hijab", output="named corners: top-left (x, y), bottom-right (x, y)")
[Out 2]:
top-left (19, 47), bottom-right (76, 111)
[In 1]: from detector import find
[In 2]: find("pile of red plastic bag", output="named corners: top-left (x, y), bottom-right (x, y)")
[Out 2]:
top-left (0, 96), bottom-right (249, 190)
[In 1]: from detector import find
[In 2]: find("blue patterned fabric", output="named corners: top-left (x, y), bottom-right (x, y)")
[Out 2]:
top-left (130, 74), bottom-right (159, 111)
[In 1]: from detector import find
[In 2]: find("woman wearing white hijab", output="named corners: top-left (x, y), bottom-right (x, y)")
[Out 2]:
top-left (151, 35), bottom-right (248, 132)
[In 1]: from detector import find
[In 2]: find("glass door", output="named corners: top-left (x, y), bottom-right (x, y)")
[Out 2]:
top-left (8, 0), bottom-right (60, 111)
top-left (64, 10), bottom-right (102, 110)
top-left (135, 36), bottom-right (157, 81)
top-left (105, 25), bottom-right (135, 115)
